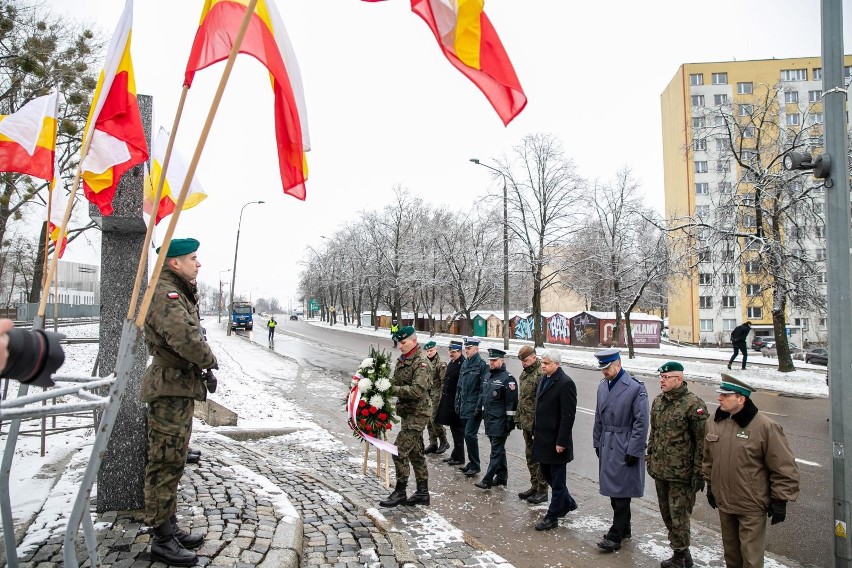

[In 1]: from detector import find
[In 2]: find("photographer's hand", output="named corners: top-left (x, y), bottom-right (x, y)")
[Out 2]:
top-left (0, 318), bottom-right (14, 371)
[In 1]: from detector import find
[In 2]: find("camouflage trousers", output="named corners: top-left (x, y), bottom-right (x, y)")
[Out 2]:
top-left (393, 414), bottom-right (429, 483)
top-left (144, 396), bottom-right (194, 527)
top-left (523, 429), bottom-right (547, 492)
top-left (655, 478), bottom-right (697, 550)
top-left (426, 395), bottom-right (445, 444)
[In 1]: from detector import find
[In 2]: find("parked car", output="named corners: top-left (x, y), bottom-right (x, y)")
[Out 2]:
top-left (761, 342), bottom-right (805, 359)
top-left (805, 348), bottom-right (829, 365)
top-left (289, 314), bottom-right (299, 321)
top-left (751, 336), bottom-right (771, 351)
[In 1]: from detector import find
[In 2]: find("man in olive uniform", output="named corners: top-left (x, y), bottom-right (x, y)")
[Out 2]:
top-left (142, 238), bottom-right (218, 567)
top-left (646, 362), bottom-right (708, 568)
top-left (474, 348), bottom-right (518, 489)
top-left (515, 345), bottom-right (548, 504)
top-left (379, 326), bottom-right (433, 507)
top-left (423, 340), bottom-right (450, 454)
top-left (455, 337), bottom-right (489, 476)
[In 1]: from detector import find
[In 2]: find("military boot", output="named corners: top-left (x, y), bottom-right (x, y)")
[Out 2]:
top-left (660, 548), bottom-right (693, 568)
top-left (170, 514), bottom-right (203, 549)
top-left (518, 487), bottom-right (537, 500)
top-left (379, 479), bottom-right (408, 507)
top-left (435, 438), bottom-right (450, 455)
top-left (405, 480), bottom-right (430, 506)
top-left (150, 521), bottom-right (198, 567)
top-left (424, 442), bottom-right (438, 454)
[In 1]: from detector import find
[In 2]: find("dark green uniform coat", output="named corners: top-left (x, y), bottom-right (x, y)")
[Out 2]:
top-left (391, 345), bottom-right (432, 482)
top-left (647, 382), bottom-right (708, 482)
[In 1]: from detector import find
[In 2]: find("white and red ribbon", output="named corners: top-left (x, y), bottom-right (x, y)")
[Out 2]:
top-left (347, 381), bottom-right (398, 456)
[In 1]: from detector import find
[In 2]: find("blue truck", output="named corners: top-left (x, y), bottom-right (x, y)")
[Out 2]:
top-left (230, 301), bottom-right (254, 331)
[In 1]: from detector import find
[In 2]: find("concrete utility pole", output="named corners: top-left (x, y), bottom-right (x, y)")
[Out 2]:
top-left (822, 0), bottom-right (852, 563)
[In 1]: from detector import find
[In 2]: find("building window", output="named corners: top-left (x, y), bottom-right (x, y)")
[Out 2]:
top-left (739, 104), bottom-right (754, 116)
top-left (693, 116), bottom-right (705, 128)
top-left (699, 296), bottom-right (713, 309)
top-left (695, 161), bottom-right (708, 173)
top-left (818, 272), bottom-right (827, 284)
top-left (846, 66), bottom-right (852, 79)
top-left (742, 126), bottom-right (756, 138)
top-left (721, 249), bottom-right (735, 261)
top-left (746, 283), bottom-right (761, 296)
top-left (699, 273), bottom-right (713, 285)
top-left (786, 113), bottom-right (801, 126)
top-left (698, 249), bottom-right (711, 263)
top-left (723, 318), bottom-right (737, 330)
top-left (737, 82), bottom-right (753, 94)
top-left (743, 215), bottom-right (756, 228)
top-left (814, 202), bottom-right (824, 214)
top-left (718, 181), bottom-right (733, 193)
top-left (781, 69), bottom-right (808, 81)
top-left (690, 73), bottom-right (704, 86)
top-left (745, 259), bottom-right (760, 273)
top-left (784, 91), bottom-right (799, 104)
top-left (700, 319), bottom-right (715, 332)
top-left (714, 93), bottom-right (728, 105)
top-left (695, 182), bottom-right (709, 194)
top-left (809, 89), bottom-right (822, 102)
top-left (747, 306), bottom-right (763, 319)
top-left (693, 138), bottom-right (707, 151)
top-left (712, 72), bottom-right (728, 85)
top-left (816, 225), bottom-right (826, 238)
top-left (816, 248), bottom-right (827, 261)
top-left (722, 296), bottom-right (736, 308)
top-left (715, 138), bottom-right (728, 152)
top-left (794, 318), bottom-right (809, 331)
top-left (809, 112), bottom-right (824, 125)
top-left (715, 115), bottom-right (727, 127)
top-left (819, 317), bottom-right (827, 330)
top-left (716, 160), bottom-right (731, 173)
top-left (696, 204), bottom-right (711, 217)
top-left (722, 273), bottom-right (735, 285)
top-left (813, 68), bottom-right (823, 80)
top-left (691, 94), bottom-right (705, 107)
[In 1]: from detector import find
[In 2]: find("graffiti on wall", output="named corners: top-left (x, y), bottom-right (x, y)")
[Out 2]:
top-left (546, 313), bottom-right (571, 345)
top-left (571, 313), bottom-right (600, 347)
top-left (515, 316), bottom-right (534, 340)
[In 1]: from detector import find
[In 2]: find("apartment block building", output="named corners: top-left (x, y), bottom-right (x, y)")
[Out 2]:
top-left (661, 56), bottom-right (852, 346)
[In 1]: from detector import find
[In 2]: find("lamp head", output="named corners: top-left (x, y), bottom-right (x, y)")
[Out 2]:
top-left (469, 158), bottom-right (480, 164)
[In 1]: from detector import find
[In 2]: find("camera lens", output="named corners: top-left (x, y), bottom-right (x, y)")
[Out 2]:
top-left (1, 328), bottom-right (65, 388)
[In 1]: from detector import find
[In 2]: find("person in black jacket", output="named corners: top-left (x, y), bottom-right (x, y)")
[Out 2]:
top-left (436, 340), bottom-right (465, 465)
top-left (531, 349), bottom-right (578, 531)
top-left (728, 321), bottom-right (752, 370)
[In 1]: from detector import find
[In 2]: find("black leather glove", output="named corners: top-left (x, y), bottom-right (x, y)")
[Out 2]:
top-left (595, 447), bottom-right (600, 458)
top-left (624, 454), bottom-right (638, 466)
top-left (691, 476), bottom-right (705, 494)
top-left (707, 484), bottom-right (717, 509)
top-left (768, 499), bottom-right (787, 525)
top-left (474, 408), bottom-right (483, 420)
top-left (505, 419), bottom-right (515, 436)
top-left (204, 369), bottom-right (217, 393)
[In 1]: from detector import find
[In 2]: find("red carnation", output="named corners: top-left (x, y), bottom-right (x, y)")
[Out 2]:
top-left (365, 424), bottom-right (372, 431)
top-left (361, 409), bottom-right (369, 417)
top-left (369, 406), bottom-right (378, 414)
top-left (358, 400), bottom-right (366, 408)
top-left (359, 419), bottom-right (366, 426)
top-left (378, 412), bottom-right (388, 421)
top-left (385, 423), bottom-right (392, 430)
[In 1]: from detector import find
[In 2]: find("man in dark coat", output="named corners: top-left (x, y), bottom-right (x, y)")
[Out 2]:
top-left (455, 337), bottom-right (489, 476)
top-left (593, 348), bottom-right (649, 552)
top-left (474, 348), bottom-right (518, 490)
top-left (436, 340), bottom-right (465, 465)
top-left (728, 321), bottom-right (752, 370)
top-left (531, 349), bottom-right (578, 531)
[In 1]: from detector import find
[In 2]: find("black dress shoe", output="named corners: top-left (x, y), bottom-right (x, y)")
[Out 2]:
top-left (463, 468), bottom-right (480, 477)
top-left (597, 538), bottom-right (621, 552)
top-left (556, 501), bottom-right (578, 518)
top-left (492, 479), bottom-right (507, 487)
top-left (447, 458), bottom-right (464, 466)
top-left (458, 465), bottom-right (471, 472)
top-left (474, 480), bottom-right (493, 489)
top-left (424, 443), bottom-right (438, 454)
top-left (535, 517), bottom-right (558, 531)
top-left (526, 491), bottom-right (548, 504)
top-left (518, 487), bottom-right (536, 500)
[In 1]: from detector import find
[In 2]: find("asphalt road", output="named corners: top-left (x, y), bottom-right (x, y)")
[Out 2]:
top-left (233, 319), bottom-right (830, 567)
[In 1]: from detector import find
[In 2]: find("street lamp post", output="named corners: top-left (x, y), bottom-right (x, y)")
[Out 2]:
top-left (218, 269), bottom-right (231, 323)
top-left (470, 158), bottom-right (510, 350)
top-left (227, 200), bottom-right (264, 336)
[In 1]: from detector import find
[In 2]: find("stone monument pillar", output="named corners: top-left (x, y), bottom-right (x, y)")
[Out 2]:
top-left (92, 94), bottom-right (152, 513)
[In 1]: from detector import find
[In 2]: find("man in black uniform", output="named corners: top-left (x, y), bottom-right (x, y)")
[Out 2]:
top-left (728, 321), bottom-right (752, 370)
top-left (436, 340), bottom-right (465, 465)
top-left (474, 348), bottom-right (518, 489)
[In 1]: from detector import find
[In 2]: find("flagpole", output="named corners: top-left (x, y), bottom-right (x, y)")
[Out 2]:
top-left (135, 0), bottom-right (259, 327)
top-left (126, 86), bottom-right (189, 321)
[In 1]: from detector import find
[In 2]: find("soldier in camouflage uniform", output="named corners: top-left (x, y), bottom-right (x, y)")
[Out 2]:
top-left (423, 340), bottom-right (450, 455)
top-left (515, 345), bottom-right (548, 504)
top-left (379, 326), bottom-right (433, 508)
top-left (141, 238), bottom-right (218, 567)
top-left (646, 361), bottom-right (708, 568)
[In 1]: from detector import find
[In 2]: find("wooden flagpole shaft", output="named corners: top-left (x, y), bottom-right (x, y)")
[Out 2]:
top-left (126, 85), bottom-right (189, 321)
top-left (40, 191), bottom-right (52, 295)
top-left (361, 442), bottom-right (369, 476)
top-left (134, 0), bottom-right (259, 328)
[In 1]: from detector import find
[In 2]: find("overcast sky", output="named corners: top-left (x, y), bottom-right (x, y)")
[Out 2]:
top-left (44, 0), bottom-right (850, 309)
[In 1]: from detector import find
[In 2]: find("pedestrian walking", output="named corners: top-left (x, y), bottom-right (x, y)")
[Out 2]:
top-left (531, 349), bottom-right (578, 531)
top-left (436, 340), bottom-right (466, 466)
top-left (455, 337), bottom-right (489, 477)
top-left (593, 348), bottom-right (649, 552)
top-left (390, 319), bottom-right (399, 347)
top-left (379, 326), bottom-right (432, 507)
top-left (728, 321), bottom-right (752, 370)
top-left (423, 340), bottom-right (450, 455)
top-left (474, 348), bottom-right (517, 490)
top-left (141, 238), bottom-right (218, 566)
top-left (515, 345), bottom-right (549, 505)
top-left (267, 316), bottom-right (277, 341)
top-left (703, 374), bottom-right (799, 568)
top-left (647, 361), bottom-right (708, 568)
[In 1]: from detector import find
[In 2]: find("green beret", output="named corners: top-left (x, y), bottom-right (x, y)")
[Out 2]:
top-left (424, 340), bottom-right (437, 350)
top-left (393, 325), bottom-right (415, 341)
top-left (657, 361), bottom-right (684, 374)
top-left (157, 238), bottom-right (200, 258)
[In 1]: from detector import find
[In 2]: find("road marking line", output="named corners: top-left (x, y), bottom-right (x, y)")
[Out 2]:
top-left (795, 458), bottom-right (822, 467)
top-left (578, 406), bottom-right (595, 415)
top-left (706, 402), bottom-right (786, 417)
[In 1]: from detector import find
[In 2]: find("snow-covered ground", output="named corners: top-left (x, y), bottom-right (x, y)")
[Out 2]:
top-left (302, 319), bottom-right (829, 399)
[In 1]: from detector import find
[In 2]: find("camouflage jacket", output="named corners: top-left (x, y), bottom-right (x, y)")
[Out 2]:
top-left (515, 358), bottom-right (542, 431)
top-left (427, 354), bottom-right (445, 405)
top-left (393, 345), bottom-right (431, 419)
top-left (646, 382), bottom-right (708, 482)
top-left (141, 268), bottom-right (218, 403)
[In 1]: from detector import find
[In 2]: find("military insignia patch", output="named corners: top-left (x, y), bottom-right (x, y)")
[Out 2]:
top-left (441, 363), bottom-right (446, 368)
top-left (696, 408), bottom-right (705, 415)
top-left (421, 363), bottom-right (428, 368)
top-left (167, 292), bottom-right (179, 299)
top-left (509, 382), bottom-right (516, 390)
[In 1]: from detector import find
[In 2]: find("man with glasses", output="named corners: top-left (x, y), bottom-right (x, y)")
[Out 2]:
top-left (455, 337), bottom-right (489, 477)
top-left (515, 345), bottom-right (548, 505)
top-left (703, 374), bottom-right (799, 568)
top-left (647, 362), bottom-right (708, 568)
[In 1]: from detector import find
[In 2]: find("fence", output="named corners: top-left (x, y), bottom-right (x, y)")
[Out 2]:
top-left (16, 303), bottom-right (100, 320)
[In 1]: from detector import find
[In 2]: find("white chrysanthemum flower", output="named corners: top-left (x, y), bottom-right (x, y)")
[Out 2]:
top-left (358, 378), bottom-right (373, 393)
top-left (375, 378), bottom-right (392, 392)
top-left (360, 358), bottom-right (374, 370)
top-left (369, 394), bottom-right (384, 410)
